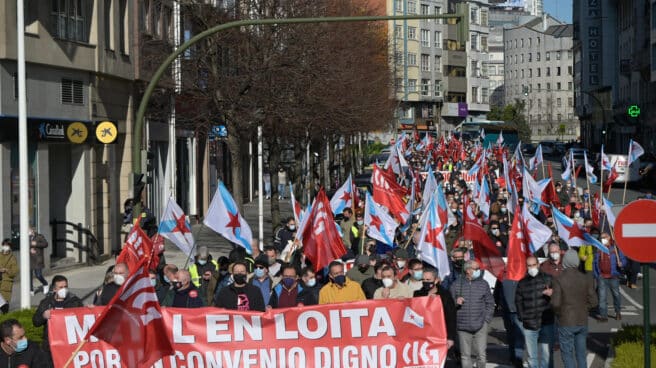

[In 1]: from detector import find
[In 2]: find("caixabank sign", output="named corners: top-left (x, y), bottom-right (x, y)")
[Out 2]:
top-left (0, 118), bottom-right (118, 145)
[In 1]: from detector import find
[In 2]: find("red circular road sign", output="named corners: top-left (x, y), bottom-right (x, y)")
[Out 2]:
top-left (614, 199), bottom-right (656, 262)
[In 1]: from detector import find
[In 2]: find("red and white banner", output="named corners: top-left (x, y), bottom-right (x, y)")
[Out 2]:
top-left (420, 170), bottom-right (478, 184)
top-left (50, 297), bottom-right (448, 368)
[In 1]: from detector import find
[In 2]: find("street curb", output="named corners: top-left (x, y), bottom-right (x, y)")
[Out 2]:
top-left (604, 344), bottom-right (615, 368)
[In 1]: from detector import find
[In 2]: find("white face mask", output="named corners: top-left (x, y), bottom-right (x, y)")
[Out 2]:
top-left (1, 246), bottom-right (10, 253)
top-left (601, 238), bottom-right (609, 245)
top-left (527, 267), bottom-right (539, 277)
top-left (382, 277), bottom-right (394, 288)
top-left (396, 260), bottom-right (406, 269)
top-left (113, 274), bottom-right (126, 286)
top-left (550, 252), bottom-right (560, 261)
top-left (306, 278), bottom-right (316, 287)
top-left (56, 287), bottom-right (68, 299)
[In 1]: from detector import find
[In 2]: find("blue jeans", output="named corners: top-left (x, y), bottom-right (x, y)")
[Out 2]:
top-left (559, 325), bottom-right (587, 368)
top-left (523, 324), bottom-right (554, 368)
top-left (597, 277), bottom-right (621, 318)
top-left (278, 183), bottom-right (287, 198)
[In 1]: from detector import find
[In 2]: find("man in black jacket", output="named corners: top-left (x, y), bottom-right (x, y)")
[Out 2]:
top-left (95, 262), bottom-right (129, 306)
top-left (214, 262), bottom-right (265, 311)
top-left (161, 270), bottom-right (205, 308)
top-left (0, 319), bottom-right (50, 367)
top-left (33, 275), bottom-right (83, 357)
top-left (413, 268), bottom-right (457, 350)
top-left (361, 262), bottom-right (385, 299)
top-left (515, 256), bottom-right (555, 368)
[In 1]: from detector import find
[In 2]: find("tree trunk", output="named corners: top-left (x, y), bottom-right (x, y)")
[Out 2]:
top-left (226, 123), bottom-right (244, 213)
top-left (268, 138), bottom-right (282, 232)
top-left (319, 135), bottom-right (327, 190)
top-left (293, 143), bottom-right (305, 205)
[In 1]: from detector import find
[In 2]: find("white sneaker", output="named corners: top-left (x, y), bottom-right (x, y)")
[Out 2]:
top-left (637, 273), bottom-right (643, 279)
top-left (30, 291), bottom-right (35, 297)
top-left (42, 285), bottom-right (49, 294)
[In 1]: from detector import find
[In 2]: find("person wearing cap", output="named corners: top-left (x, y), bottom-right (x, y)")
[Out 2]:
top-left (346, 255), bottom-right (374, 285)
top-left (393, 248), bottom-right (410, 280)
top-left (188, 246), bottom-right (218, 287)
top-left (250, 260), bottom-right (274, 307)
top-left (551, 249), bottom-right (597, 368)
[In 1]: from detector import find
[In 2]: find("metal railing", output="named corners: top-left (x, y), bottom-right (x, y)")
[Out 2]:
top-left (50, 219), bottom-right (101, 266)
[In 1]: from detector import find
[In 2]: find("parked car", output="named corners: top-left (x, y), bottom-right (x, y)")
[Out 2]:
top-left (539, 141), bottom-right (565, 157)
top-left (521, 143), bottom-right (537, 155)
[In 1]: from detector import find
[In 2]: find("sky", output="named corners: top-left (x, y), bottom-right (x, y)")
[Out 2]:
top-left (544, 0), bottom-right (573, 23)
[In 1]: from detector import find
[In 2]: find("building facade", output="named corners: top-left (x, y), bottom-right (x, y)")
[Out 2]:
top-left (504, 15), bottom-right (579, 142)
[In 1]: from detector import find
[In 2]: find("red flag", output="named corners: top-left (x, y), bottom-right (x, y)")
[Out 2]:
top-left (506, 207), bottom-right (529, 281)
top-left (463, 196), bottom-right (505, 279)
top-left (602, 165), bottom-right (619, 194)
top-left (592, 192), bottom-right (601, 228)
top-left (117, 223), bottom-right (155, 272)
top-left (85, 259), bottom-right (174, 367)
top-left (352, 183), bottom-right (360, 209)
top-left (301, 189), bottom-right (347, 272)
top-left (371, 165), bottom-right (409, 223)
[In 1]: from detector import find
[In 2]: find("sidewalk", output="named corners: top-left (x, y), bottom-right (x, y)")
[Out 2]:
top-left (9, 197), bottom-right (293, 310)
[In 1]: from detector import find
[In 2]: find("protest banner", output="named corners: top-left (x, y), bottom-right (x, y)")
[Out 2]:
top-left (50, 297), bottom-right (448, 368)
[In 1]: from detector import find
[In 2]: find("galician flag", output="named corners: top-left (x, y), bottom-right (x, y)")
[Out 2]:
top-left (158, 197), bottom-right (194, 256)
top-left (628, 139), bottom-right (645, 166)
top-left (416, 196), bottom-right (450, 281)
top-left (364, 192), bottom-right (398, 246)
top-left (330, 174), bottom-right (353, 216)
top-left (204, 181), bottom-right (253, 254)
top-left (552, 206), bottom-right (608, 253)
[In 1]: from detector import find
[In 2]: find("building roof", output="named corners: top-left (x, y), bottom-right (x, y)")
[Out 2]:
top-left (544, 24), bottom-right (573, 38)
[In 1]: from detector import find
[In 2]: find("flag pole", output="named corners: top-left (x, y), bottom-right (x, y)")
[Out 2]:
top-left (622, 142), bottom-right (632, 205)
top-left (584, 162), bottom-right (593, 216)
top-left (63, 340), bottom-right (88, 368)
top-left (182, 222), bottom-right (206, 270)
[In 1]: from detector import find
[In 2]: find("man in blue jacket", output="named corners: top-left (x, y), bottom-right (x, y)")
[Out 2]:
top-left (593, 232), bottom-right (627, 321)
top-left (450, 260), bottom-right (495, 368)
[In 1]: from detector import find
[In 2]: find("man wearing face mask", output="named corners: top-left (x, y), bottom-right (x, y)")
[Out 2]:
top-left (488, 221), bottom-right (508, 257)
top-left (393, 248), bottom-right (410, 280)
top-left (413, 268), bottom-right (457, 351)
top-left (442, 247), bottom-right (466, 291)
top-left (215, 262), bottom-right (266, 311)
top-left (249, 260), bottom-right (275, 307)
top-left (361, 262), bottom-right (385, 299)
top-left (450, 260), bottom-right (495, 368)
top-left (373, 265), bottom-right (413, 299)
top-left (297, 267), bottom-right (320, 305)
top-left (319, 261), bottom-right (365, 304)
top-left (401, 259), bottom-right (425, 291)
top-left (0, 239), bottom-right (17, 314)
top-left (346, 255), bottom-right (374, 285)
top-left (274, 217), bottom-right (297, 253)
top-left (33, 275), bottom-right (83, 358)
top-left (0, 319), bottom-right (49, 367)
top-left (539, 243), bottom-right (564, 278)
top-left (95, 262), bottom-right (129, 306)
top-left (593, 233), bottom-right (627, 321)
top-left (162, 270), bottom-right (204, 308)
top-left (515, 257), bottom-right (555, 368)
top-left (270, 265), bottom-right (305, 308)
top-left (188, 246), bottom-right (218, 288)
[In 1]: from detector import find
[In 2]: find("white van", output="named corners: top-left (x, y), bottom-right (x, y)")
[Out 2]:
top-left (606, 154), bottom-right (641, 183)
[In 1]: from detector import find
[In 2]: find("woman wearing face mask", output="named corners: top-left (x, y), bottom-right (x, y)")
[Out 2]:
top-left (0, 319), bottom-right (50, 366)
top-left (32, 275), bottom-right (83, 357)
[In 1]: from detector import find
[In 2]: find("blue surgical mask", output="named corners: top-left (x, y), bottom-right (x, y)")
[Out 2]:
top-left (198, 259), bottom-right (207, 266)
top-left (472, 269), bottom-right (482, 279)
top-left (306, 278), bottom-right (317, 287)
top-left (333, 275), bottom-right (346, 286)
top-left (163, 275), bottom-right (170, 284)
top-left (254, 268), bottom-right (266, 278)
top-left (15, 338), bottom-right (28, 353)
top-left (412, 270), bottom-right (423, 281)
top-left (150, 278), bottom-right (157, 287)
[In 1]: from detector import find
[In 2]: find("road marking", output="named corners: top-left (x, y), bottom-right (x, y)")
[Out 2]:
top-left (620, 288), bottom-right (644, 310)
top-left (622, 224), bottom-right (656, 237)
top-left (587, 353), bottom-right (596, 367)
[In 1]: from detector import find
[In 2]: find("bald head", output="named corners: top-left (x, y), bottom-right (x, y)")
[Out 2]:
top-left (177, 270), bottom-right (192, 289)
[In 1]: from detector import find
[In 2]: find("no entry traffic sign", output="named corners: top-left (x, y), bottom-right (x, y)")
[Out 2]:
top-left (614, 199), bottom-right (656, 263)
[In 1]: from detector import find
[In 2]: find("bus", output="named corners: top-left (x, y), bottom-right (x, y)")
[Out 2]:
top-left (456, 119), bottom-right (520, 149)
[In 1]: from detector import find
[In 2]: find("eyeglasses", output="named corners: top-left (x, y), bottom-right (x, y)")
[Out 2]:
top-left (527, 264), bottom-right (538, 267)
top-left (255, 265), bottom-right (266, 269)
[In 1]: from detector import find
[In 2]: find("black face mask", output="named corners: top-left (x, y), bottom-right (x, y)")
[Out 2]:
top-left (358, 265), bottom-right (369, 273)
top-left (422, 281), bottom-right (435, 290)
top-left (454, 259), bottom-right (465, 269)
top-left (233, 274), bottom-right (247, 285)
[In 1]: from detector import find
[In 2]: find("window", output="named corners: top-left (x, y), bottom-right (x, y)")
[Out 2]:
top-left (470, 8), bottom-right (478, 24)
top-left (51, 0), bottom-right (89, 42)
top-left (546, 67), bottom-right (551, 76)
top-left (407, 0), bottom-right (416, 13)
top-left (528, 53), bottom-right (532, 62)
top-left (434, 6), bottom-right (441, 23)
top-left (521, 54), bottom-right (524, 63)
top-left (481, 36), bottom-right (488, 52)
top-left (537, 52), bottom-right (541, 61)
top-left (408, 27), bottom-right (416, 39)
top-left (557, 67), bottom-right (561, 76)
top-left (528, 69), bottom-right (532, 77)
top-left (472, 86), bottom-right (479, 103)
top-left (521, 39), bottom-right (524, 48)
top-left (521, 69), bottom-right (525, 78)
top-left (557, 82), bottom-right (562, 90)
top-left (408, 79), bottom-right (417, 92)
top-left (528, 38), bottom-right (532, 47)
top-left (395, 25), bottom-right (402, 38)
top-left (538, 98), bottom-right (542, 107)
top-left (556, 51), bottom-right (561, 60)
top-left (61, 78), bottom-right (84, 104)
top-left (471, 33), bottom-right (478, 50)
top-left (421, 79), bottom-right (430, 95)
top-left (482, 88), bottom-right (489, 103)
top-left (12, 73), bottom-right (19, 99)
top-left (394, 51), bottom-right (403, 65)
top-left (408, 53), bottom-right (417, 65)
top-left (104, 0), bottom-right (113, 49)
top-left (420, 4), bottom-right (429, 15)
top-left (568, 97), bottom-right (573, 107)
top-left (395, 78), bottom-right (402, 89)
top-left (395, 0), bottom-right (402, 11)
top-left (434, 80), bottom-right (442, 96)
top-left (480, 9), bottom-right (488, 26)
top-left (488, 65), bottom-right (496, 75)
top-left (434, 55), bottom-right (442, 71)
top-left (118, 0), bottom-right (127, 54)
top-left (498, 65), bottom-right (504, 74)
top-left (421, 54), bottom-right (430, 71)
top-left (434, 31), bottom-right (442, 47)
top-left (546, 82), bottom-right (551, 90)
top-left (557, 98), bottom-right (562, 107)
top-left (557, 114), bottom-right (562, 121)
top-left (471, 60), bottom-right (478, 77)
top-left (568, 66), bottom-right (573, 75)
top-left (546, 52), bottom-right (551, 61)
top-left (568, 50), bottom-right (573, 59)
top-left (537, 83), bottom-right (541, 90)
top-left (537, 114), bottom-right (542, 122)
top-left (568, 82), bottom-right (573, 90)
top-left (537, 68), bottom-right (541, 77)
top-left (421, 29), bottom-right (430, 47)
top-left (537, 37), bottom-right (540, 46)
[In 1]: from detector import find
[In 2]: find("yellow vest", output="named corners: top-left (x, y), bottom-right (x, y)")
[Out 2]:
top-left (188, 260), bottom-right (219, 287)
